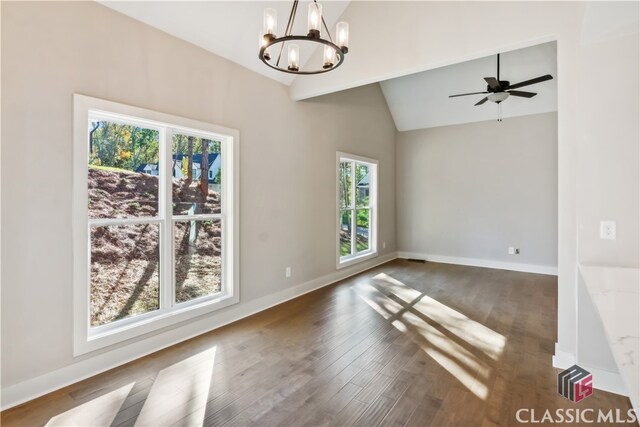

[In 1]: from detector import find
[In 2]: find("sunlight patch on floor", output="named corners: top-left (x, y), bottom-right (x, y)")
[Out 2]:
top-left (134, 347), bottom-right (216, 426)
top-left (374, 273), bottom-right (506, 360)
top-left (393, 309), bottom-right (490, 399)
top-left (353, 274), bottom-right (507, 400)
top-left (356, 282), bottom-right (404, 319)
top-left (372, 273), bottom-right (422, 304)
top-left (46, 382), bottom-right (134, 426)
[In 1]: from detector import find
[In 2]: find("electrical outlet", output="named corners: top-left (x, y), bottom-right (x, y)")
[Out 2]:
top-left (515, 248), bottom-right (520, 254)
top-left (285, 267), bottom-right (292, 278)
top-left (382, 241), bottom-right (386, 249)
top-left (508, 247), bottom-right (515, 255)
top-left (600, 221), bottom-right (616, 240)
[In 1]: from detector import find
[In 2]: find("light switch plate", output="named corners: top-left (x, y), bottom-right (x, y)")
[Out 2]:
top-left (600, 221), bottom-right (616, 240)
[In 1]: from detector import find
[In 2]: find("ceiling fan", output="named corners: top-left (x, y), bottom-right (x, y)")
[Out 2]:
top-left (449, 53), bottom-right (553, 108)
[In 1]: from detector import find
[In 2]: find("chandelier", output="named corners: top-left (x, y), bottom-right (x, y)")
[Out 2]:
top-left (259, 0), bottom-right (349, 75)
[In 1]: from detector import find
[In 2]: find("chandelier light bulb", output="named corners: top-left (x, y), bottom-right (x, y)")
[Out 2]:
top-left (307, 3), bottom-right (322, 37)
top-left (263, 8), bottom-right (277, 36)
top-left (288, 44), bottom-right (299, 71)
top-left (336, 22), bottom-right (349, 51)
top-left (323, 45), bottom-right (335, 68)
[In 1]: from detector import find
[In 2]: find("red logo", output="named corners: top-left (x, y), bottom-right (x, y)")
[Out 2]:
top-left (558, 365), bottom-right (593, 402)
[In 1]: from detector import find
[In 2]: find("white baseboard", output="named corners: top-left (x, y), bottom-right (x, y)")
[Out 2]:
top-left (553, 343), bottom-right (628, 397)
top-left (552, 344), bottom-right (576, 369)
top-left (584, 365), bottom-right (628, 396)
top-left (397, 251), bottom-right (558, 276)
top-left (0, 252), bottom-right (397, 411)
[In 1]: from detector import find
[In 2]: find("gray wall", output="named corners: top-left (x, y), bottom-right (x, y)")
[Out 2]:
top-left (575, 28), bottom-right (639, 268)
top-left (0, 1), bottom-right (396, 394)
top-left (396, 112), bottom-right (558, 269)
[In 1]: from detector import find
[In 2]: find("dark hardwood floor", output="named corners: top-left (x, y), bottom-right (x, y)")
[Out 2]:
top-left (1, 259), bottom-right (633, 426)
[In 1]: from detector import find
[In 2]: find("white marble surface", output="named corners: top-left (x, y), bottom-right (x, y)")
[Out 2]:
top-left (580, 265), bottom-right (639, 411)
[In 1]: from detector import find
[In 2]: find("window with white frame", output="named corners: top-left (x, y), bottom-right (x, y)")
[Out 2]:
top-left (73, 95), bottom-right (239, 355)
top-left (337, 153), bottom-right (378, 268)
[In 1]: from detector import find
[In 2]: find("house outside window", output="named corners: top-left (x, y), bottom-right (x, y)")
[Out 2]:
top-left (336, 152), bottom-right (378, 268)
top-left (73, 95), bottom-right (239, 355)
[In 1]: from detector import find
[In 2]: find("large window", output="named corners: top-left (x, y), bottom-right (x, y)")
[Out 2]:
top-left (337, 152), bottom-right (378, 268)
top-left (74, 95), bottom-right (238, 355)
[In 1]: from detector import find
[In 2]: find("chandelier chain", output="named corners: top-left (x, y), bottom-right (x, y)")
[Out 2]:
top-left (285, 0), bottom-right (298, 37)
top-left (315, 0), bottom-right (334, 44)
top-left (276, 0), bottom-right (299, 67)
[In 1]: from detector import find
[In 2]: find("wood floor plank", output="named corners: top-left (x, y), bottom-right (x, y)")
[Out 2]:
top-left (220, 371), bottom-right (313, 427)
top-left (274, 364), bottom-right (362, 426)
top-left (201, 357), bottom-right (307, 426)
top-left (353, 394), bottom-right (397, 427)
top-left (381, 371), bottom-right (414, 401)
top-left (1, 260), bottom-right (634, 427)
top-left (379, 378), bottom-right (430, 427)
top-left (299, 381), bottom-right (363, 426)
top-left (331, 399), bottom-right (369, 427)
top-left (404, 394), bottom-right (443, 427)
top-left (353, 373), bottom-right (395, 405)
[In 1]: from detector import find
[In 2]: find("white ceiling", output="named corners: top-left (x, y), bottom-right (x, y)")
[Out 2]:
top-left (379, 42), bottom-right (557, 131)
top-left (100, 1), bottom-right (351, 85)
top-left (100, 2), bottom-right (557, 130)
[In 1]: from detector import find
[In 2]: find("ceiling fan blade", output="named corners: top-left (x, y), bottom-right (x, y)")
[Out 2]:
top-left (475, 97), bottom-right (489, 106)
top-left (484, 77), bottom-right (500, 90)
top-left (507, 74), bottom-right (553, 90)
top-left (508, 90), bottom-right (537, 98)
top-left (449, 91), bottom-right (488, 98)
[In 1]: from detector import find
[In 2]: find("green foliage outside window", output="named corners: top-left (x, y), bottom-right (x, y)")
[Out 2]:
top-left (89, 121), bottom-right (159, 171)
top-left (89, 122), bottom-right (222, 174)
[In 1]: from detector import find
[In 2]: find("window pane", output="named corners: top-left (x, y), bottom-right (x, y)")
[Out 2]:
top-left (90, 223), bottom-right (160, 327)
top-left (356, 209), bottom-right (370, 252)
top-left (339, 210), bottom-right (352, 257)
top-left (339, 161), bottom-right (352, 208)
top-left (88, 121), bottom-right (160, 219)
top-left (355, 164), bottom-right (370, 207)
top-left (172, 134), bottom-right (222, 216)
top-left (175, 219), bottom-right (222, 303)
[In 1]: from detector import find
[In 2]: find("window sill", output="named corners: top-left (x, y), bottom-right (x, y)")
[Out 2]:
top-left (75, 293), bottom-right (239, 356)
top-left (337, 250), bottom-right (378, 270)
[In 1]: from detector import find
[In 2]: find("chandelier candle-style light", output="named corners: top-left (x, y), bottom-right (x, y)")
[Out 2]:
top-left (259, 0), bottom-right (349, 75)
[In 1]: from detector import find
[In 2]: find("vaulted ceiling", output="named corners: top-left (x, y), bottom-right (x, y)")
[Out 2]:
top-left (99, 1), bottom-right (350, 85)
top-left (380, 42), bottom-right (557, 131)
top-left (101, 2), bottom-right (574, 131)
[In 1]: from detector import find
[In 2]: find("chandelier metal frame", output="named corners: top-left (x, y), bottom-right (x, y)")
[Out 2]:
top-left (258, 0), bottom-right (348, 75)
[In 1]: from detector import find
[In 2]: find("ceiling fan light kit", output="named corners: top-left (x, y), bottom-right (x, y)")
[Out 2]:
top-left (449, 53), bottom-right (553, 121)
top-left (259, 0), bottom-right (349, 75)
top-left (487, 92), bottom-right (509, 103)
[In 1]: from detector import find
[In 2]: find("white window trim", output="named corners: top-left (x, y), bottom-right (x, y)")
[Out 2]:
top-left (336, 152), bottom-right (378, 270)
top-left (73, 94), bottom-right (240, 356)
